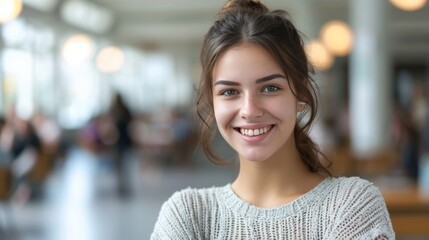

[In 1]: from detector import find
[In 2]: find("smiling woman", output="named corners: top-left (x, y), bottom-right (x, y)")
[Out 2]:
top-left (151, 0), bottom-right (395, 239)
top-left (212, 43), bottom-right (299, 163)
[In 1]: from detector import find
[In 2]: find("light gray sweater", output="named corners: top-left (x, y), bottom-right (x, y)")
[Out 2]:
top-left (151, 177), bottom-right (395, 239)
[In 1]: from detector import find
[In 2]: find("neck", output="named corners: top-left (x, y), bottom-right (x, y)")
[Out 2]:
top-left (232, 147), bottom-right (324, 208)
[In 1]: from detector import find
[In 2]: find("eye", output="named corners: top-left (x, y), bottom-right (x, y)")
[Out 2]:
top-left (262, 85), bottom-right (280, 93)
top-left (220, 89), bottom-right (239, 96)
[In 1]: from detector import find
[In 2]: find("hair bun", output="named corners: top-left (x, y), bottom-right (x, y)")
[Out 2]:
top-left (220, 0), bottom-right (268, 15)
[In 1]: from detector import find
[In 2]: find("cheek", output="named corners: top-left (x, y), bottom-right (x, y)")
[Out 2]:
top-left (269, 101), bottom-right (298, 124)
top-left (214, 101), bottom-right (239, 138)
top-left (213, 102), bottom-right (230, 127)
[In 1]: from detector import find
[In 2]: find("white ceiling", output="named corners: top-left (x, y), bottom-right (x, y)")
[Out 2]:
top-left (17, 0), bottom-right (429, 61)
top-left (79, 0), bottom-right (429, 62)
top-left (92, 0), bottom-right (347, 46)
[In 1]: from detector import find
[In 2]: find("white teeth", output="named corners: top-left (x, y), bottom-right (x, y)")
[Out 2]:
top-left (240, 126), bottom-right (271, 136)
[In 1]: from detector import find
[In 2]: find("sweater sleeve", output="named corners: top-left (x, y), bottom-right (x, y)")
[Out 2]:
top-left (327, 178), bottom-right (395, 240)
top-left (150, 190), bottom-right (195, 240)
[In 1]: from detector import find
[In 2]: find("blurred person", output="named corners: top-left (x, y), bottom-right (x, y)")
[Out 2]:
top-left (31, 111), bottom-right (62, 153)
top-left (28, 111), bottom-right (63, 191)
top-left (0, 117), bottom-right (13, 165)
top-left (108, 93), bottom-right (133, 198)
top-left (419, 103), bottom-right (429, 192)
top-left (393, 81), bottom-right (427, 180)
top-left (151, 1), bottom-right (394, 239)
top-left (79, 115), bottom-right (104, 153)
top-left (400, 109), bottom-right (420, 180)
top-left (0, 117), bottom-right (13, 201)
top-left (423, 101), bottom-right (429, 154)
top-left (0, 116), bottom-right (14, 237)
top-left (410, 80), bottom-right (427, 132)
top-left (0, 107), bottom-right (42, 203)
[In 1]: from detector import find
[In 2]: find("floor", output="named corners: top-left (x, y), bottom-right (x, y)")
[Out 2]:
top-left (1, 145), bottom-right (426, 240)
top-left (0, 146), bottom-right (236, 240)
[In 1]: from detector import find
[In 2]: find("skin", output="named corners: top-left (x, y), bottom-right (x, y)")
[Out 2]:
top-left (212, 43), bottom-right (323, 208)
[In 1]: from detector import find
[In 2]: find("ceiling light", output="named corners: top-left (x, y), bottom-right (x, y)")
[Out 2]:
top-left (61, 34), bottom-right (94, 66)
top-left (96, 46), bottom-right (125, 74)
top-left (320, 20), bottom-right (354, 57)
top-left (305, 40), bottom-right (334, 71)
top-left (389, 0), bottom-right (427, 11)
top-left (0, 0), bottom-right (23, 23)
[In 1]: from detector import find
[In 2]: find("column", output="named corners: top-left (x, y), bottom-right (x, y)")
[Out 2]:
top-left (349, 0), bottom-right (391, 157)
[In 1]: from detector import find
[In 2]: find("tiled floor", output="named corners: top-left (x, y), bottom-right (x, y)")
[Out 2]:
top-left (0, 146), bottom-right (236, 240)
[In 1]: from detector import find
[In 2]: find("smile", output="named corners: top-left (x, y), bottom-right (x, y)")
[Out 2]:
top-left (237, 125), bottom-right (274, 136)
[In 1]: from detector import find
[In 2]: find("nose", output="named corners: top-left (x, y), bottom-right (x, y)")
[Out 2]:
top-left (240, 94), bottom-right (264, 120)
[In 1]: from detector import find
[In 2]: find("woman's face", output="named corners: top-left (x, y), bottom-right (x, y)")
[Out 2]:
top-left (212, 43), bottom-right (300, 162)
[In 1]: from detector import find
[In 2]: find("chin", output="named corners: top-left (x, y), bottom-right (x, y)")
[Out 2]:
top-left (238, 152), bottom-right (273, 162)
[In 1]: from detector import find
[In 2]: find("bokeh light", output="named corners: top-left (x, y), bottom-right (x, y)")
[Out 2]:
top-left (320, 20), bottom-right (354, 57)
top-left (95, 46), bottom-right (125, 74)
top-left (61, 34), bottom-right (94, 66)
top-left (305, 39), bottom-right (334, 71)
top-left (389, 0), bottom-right (427, 11)
top-left (0, 0), bottom-right (23, 23)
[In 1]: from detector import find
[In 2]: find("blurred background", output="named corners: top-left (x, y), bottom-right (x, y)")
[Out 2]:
top-left (0, 0), bottom-right (428, 239)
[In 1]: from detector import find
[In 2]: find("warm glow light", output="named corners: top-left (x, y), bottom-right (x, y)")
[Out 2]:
top-left (389, 0), bottom-right (426, 11)
top-left (0, 0), bottom-right (23, 23)
top-left (320, 20), bottom-right (354, 57)
top-left (95, 46), bottom-right (125, 73)
top-left (305, 40), bottom-right (334, 71)
top-left (61, 34), bottom-right (94, 66)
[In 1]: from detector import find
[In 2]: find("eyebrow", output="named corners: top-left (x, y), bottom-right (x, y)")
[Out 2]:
top-left (213, 73), bottom-right (287, 86)
top-left (255, 74), bottom-right (287, 83)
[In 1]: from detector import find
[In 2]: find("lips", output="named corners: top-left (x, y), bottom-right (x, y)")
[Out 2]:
top-left (237, 125), bottom-right (274, 136)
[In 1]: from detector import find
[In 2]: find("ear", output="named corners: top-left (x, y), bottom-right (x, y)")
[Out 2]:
top-left (297, 101), bottom-right (305, 112)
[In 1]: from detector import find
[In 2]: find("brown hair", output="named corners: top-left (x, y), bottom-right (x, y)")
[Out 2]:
top-left (195, 0), bottom-right (331, 176)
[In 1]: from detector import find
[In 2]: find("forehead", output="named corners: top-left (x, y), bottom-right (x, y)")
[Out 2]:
top-left (212, 43), bottom-right (284, 81)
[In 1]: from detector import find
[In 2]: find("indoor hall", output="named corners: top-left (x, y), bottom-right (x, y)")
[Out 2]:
top-left (1, 143), bottom-right (236, 240)
top-left (1, 0), bottom-right (429, 239)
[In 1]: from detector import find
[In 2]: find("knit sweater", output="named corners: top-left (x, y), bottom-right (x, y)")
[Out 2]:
top-left (151, 177), bottom-right (395, 239)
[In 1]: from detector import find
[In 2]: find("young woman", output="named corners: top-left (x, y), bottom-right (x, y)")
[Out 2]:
top-left (151, 0), bottom-right (394, 239)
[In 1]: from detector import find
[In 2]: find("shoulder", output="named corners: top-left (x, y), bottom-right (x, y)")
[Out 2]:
top-left (331, 175), bottom-right (376, 188)
top-left (328, 176), bottom-right (383, 199)
top-left (325, 176), bottom-right (395, 239)
top-left (326, 176), bottom-right (388, 215)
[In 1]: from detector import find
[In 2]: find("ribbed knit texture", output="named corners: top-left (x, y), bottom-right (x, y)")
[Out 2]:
top-left (151, 177), bottom-right (395, 239)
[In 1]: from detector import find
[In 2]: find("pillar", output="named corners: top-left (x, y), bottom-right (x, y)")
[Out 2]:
top-left (349, 0), bottom-right (391, 157)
